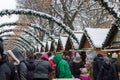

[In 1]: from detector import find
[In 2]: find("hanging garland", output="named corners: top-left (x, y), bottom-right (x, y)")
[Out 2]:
top-left (1, 35), bottom-right (35, 52)
top-left (0, 34), bottom-right (35, 51)
top-left (95, 0), bottom-right (119, 19)
top-left (4, 38), bottom-right (33, 49)
top-left (95, 0), bottom-right (120, 48)
top-left (95, 0), bottom-right (120, 28)
top-left (29, 24), bottom-right (57, 45)
top-left (0, 9), bottom-right (79, 44)
top-left (12, 42), bottom-right (29, 51)
top-left (4, 38), bottom-right (33, 51)
top-left (102, 23), bottom-right (118, 48)
top-left (0, 29), bottom-right (45, 48)
top-left (0, 22), bottom-right (57, 45)
top-left (12, 45), bottom-right (25, 51)
top-left (4, 39), bottom-right (29, 51)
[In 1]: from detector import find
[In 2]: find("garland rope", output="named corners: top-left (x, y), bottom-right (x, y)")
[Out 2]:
top-left (0, 34), bottom-right (35, 51)
top-left (0, 22), bottom-right (56, 45)
top-left (0, 29), bottom-right (45, 48)
top-left (0, 9), bottom-right (79, 44)
top-left (4, 39), bottom-right (31, 49)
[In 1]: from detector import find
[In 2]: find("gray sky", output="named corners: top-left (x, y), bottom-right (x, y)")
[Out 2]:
top-left (0, 0), bottom-right (18, 30)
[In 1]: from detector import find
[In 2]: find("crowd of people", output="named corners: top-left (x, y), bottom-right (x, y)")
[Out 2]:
top-left (0, 37), bottom-right (120, 80)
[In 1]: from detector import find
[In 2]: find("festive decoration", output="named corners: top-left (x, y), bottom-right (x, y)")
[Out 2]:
top-left (11, 44), bottom-right (25, 51)
top-left (0, 22), bottom-right (57, 45)
top-left (95, 0), bottom-right (119, 19)
top-left (102, 24), bottom-right (118, 48)
top-left (0, 29), bottom-right (45, 48)
top-left (95, 0), bottom-right (120, 29)
top-left (4, 39), bottom-right (29, 51)
top-left (12, 42), bottom-right (29, 51)
top-left (4, 39), bottom-right (31, 50)
top-left (0, 9), bottom-right (79, 44)
top-left (0, 34), bottom-right (35, 50)
top-left (4, 38), bottom-right (33, 51)
top-left (94, 0), bottom-right (120, 49)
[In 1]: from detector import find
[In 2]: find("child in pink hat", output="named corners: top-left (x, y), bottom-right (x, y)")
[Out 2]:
top-left (79, 68), bottom-right (92, 80)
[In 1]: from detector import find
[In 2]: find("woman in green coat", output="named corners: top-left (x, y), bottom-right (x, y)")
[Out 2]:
top-left (53, 53), bottom-right (72, 78)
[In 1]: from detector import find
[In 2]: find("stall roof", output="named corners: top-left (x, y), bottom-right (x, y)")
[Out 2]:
top-left (85, 28), bottom-right (109, 48)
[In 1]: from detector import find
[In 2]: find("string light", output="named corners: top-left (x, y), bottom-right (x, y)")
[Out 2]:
top-left (108, 52), bottom-right (111, 55)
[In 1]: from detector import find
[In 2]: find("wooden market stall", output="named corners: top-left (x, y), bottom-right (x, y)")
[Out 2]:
top-left (56, 37), bottom-right (63, 52)
top-left (102, 25), bottom-right (120, 63)
top-left (45, 42), bottom-right (49, 52)
top-left (56, 34), bottom-right (69, 55)
top-left (79, 28), bottom-right (110, 54)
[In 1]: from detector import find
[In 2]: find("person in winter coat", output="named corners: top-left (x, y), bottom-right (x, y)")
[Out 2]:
top-left (33, 53), bottom-right (52, 80)
top-left (41, 53), bottom-right (55, 80)
top-left (93, 54), bottom-right (103, 80)
top-left (26, 56), bottom-right (35, 80)
top-left (79, 68), bottom-right (92, 80)
top-left (53, 53), bottom-right (72, 78)
top-left (111, 53), bottom-right (120, 80)
top-left (45, 52), bottom-right (55, 71)
top-left (97, 57), bottom-right (115, 80)
top-left (0, 38), bottom-right (15, 80)
top-left (70, 52), bottom-right (84, 78)
top-left (7, 48), bottom-right (27, 80)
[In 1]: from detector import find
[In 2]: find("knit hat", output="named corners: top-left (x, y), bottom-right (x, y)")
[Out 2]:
top-left (80, 68), bottom-right (88, 73)
top-left (111, 53), bottom-right (118, 58)
top-left (97, 54), bottom-right (103, 57)
top-left (76, 52), bottom-right (80, 58)
top-left (41, 53), bottom-right (49, 60)
top-left (104, 57), bottom-right (111, 62)
top-left (0, 37), bottom-right (4, 55)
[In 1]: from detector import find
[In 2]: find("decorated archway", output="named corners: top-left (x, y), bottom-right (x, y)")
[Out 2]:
top-left (4, 40), bottom-right (30, 52)
top-left (4, 41), bottom-right (29, 51)
top-left (4, 38), bottom-right (32, 51)
top-left (0, 29), bottom-right (45, 48)
top-left (0, 34), bottom-right (35, 50)
top-left (0, 22), bottom-right (56, 44)
top-left (0, 9), bottom-right (79, 45)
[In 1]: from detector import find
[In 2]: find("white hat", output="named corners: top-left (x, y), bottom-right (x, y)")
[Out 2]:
top-left (112, 53), bottom-right (118, 58)
top-left (76, 52), bottom-right (80, 58)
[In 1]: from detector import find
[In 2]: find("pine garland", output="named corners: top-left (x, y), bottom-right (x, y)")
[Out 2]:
top-left (95, 0), bottom-right (120, 27)
top-left (0, 22), bottom-right (57, 45)
top-left (4, 39), bottom-right (30, 51)
top-left (12, 42), bottom-right (29, 51)
top-left (0, 9), bottom-right (79, 44)
top-left (4, 38), bottom-right (32, 50)
top-left (0, 29), bottom-right (44, 47)
top-left (0, 29), bottom-right (45, 48)
top-left (0, 34), bottom-right (35, 49)
top-left (11, 44), bottom-right (25, 51)
top-left (95, 0), bottom-right (120, 48)
top-left (1, 34), bottom-right (35, 51)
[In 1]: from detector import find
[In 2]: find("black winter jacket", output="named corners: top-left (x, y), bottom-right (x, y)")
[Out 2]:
top-left (0, 55), bottom-right (15, 80)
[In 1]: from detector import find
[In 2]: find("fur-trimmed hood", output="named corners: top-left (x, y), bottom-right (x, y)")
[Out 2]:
top-left (7, 48), bottom-right (24, 65)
